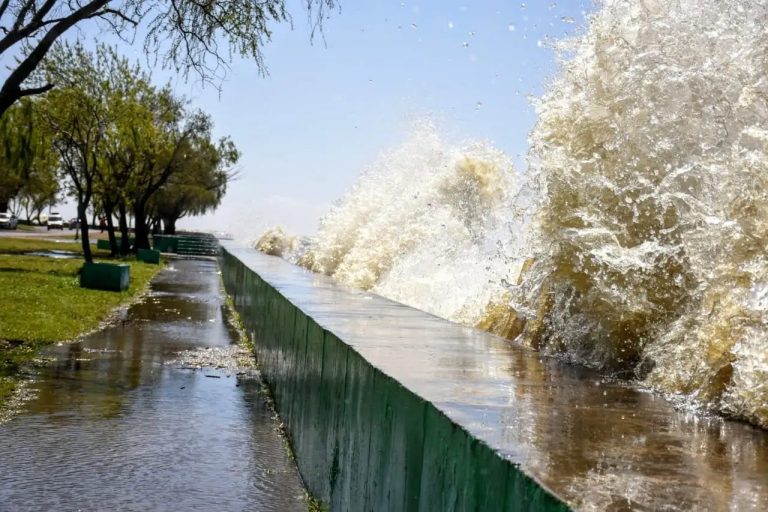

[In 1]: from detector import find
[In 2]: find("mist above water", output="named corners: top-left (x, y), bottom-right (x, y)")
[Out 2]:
top-left (258, 0), bottom-right (768, 430)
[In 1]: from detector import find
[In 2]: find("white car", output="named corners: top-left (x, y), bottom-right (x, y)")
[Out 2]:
top-left (0, 212), bottom-right (18, 229)
top-left (47, 214), bottom-right (65, 230)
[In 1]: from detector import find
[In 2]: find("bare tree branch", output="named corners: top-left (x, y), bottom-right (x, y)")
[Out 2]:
top-left (0, 0), bottom-right (337, 116)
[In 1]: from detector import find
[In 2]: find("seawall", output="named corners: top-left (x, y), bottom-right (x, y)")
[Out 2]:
top-left (220, 246), bottom-right (567, 511)
top-left (219, 244), bottom-right (768, 511)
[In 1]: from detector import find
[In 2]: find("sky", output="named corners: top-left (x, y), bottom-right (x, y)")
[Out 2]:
top-left (6, 0), bottom-right (595, 239)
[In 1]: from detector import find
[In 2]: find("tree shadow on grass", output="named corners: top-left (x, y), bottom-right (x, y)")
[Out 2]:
top-left (0, 267), bottom-right (78, 278)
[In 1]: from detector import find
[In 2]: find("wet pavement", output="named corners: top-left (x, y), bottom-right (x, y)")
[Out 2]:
top-left (227, 246), bottom-right (768, 511)
top-left (0, 259), bottom-right (307, 512)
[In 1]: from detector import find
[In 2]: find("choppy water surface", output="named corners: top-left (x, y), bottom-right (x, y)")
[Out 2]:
top-left (238, 248), bottom-right (768, 511)
top-left (0, 259), bottom-right (306, 512)
top-left (263, 0), bottom-right (768, 431)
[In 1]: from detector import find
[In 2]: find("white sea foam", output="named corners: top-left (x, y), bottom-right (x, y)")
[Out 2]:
top-left (259, 0), bottom-right (768, 429)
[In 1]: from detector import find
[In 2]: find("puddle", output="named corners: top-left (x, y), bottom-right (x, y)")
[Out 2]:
top-left (23, 250), bottom-right (78, 259)
top-left (0, 259), bottom-right (307, 511)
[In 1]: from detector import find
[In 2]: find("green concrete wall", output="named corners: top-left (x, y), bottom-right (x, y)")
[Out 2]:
top-left (220, 248), bottom-right (569, 512)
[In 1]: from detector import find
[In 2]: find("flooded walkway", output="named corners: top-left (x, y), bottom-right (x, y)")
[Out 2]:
top-left (223, 247), bottom-right (768, 511)
top-left (0, 259), bottom-right (307, 511)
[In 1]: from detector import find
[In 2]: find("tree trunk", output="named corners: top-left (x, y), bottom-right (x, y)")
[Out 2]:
top-left (104, 201), bottom-right (118, 256)
top-left (118, 202), bottom-right (131, 255)
top-left (163, 217), bottom-right (177, 235)
top-left (133, 201), bottom-right (151, 250)
top-left (78, 202), bottom-right (92, 263)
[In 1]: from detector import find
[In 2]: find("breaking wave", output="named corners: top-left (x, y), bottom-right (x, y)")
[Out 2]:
top-left (258, 0), bottom-right (768, 430)
top-left (299, 122), bottom-right (520, 324)
top-left (253, 226), bottom-right (297, 257)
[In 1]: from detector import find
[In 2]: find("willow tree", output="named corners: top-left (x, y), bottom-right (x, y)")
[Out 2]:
top-left (0, 97), bottom-right (57, 212)
top-left (96, 60), bottom-right (158, 255)
top-left (150, 136), bottom-right (240, 235)
top-left (12, 157), bottom-right (59, 222)
top-left (127, 108), bottom-right (216, 250)
top-left (40, 43), bottom-right (137, 262)
top-left (0, 0), bottom-right (335, 116)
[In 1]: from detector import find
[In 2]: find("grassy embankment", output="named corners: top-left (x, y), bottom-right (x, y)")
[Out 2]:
top-left (0, 237), bottom-right (163, 404)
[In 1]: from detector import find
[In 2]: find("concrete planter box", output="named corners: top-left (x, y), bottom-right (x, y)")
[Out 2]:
top-left (136, 248), bottom-right (161, 264)
top-left (153, 235), bottom-right (178, 253)
top-left (96, 238), bottom-right (134, 251)
top-left (80, 262), bottom-right (130, 291)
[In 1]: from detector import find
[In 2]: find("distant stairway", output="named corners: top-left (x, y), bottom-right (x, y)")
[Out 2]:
top-left (153, 233), bottom-right (220, 257)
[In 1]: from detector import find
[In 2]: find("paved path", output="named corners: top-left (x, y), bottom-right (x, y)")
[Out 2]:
top-left (0, 258), bottom-right (307, 511)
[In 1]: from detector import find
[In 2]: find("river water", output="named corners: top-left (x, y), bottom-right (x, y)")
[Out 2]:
top-left (259, 0), bottom-right (768, 431)
top-left (0, 259), bottom-right (307, 512)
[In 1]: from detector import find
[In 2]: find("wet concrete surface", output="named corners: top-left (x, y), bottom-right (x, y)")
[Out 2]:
top-left (227, 246), bottom-right (768, 511)
top-left (0, 259), bottom-right (306, 512)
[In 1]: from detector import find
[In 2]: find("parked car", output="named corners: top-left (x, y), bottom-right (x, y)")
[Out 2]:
top-left (68, 217), bottom-right (80, 229)
top-left (47, 213), bottom-right (65, 230)
top-left (0, 212), bottom-right (18, 229)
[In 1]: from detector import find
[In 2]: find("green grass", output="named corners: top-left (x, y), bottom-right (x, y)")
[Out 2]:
top-left (0, 237), bottom-right (98, 255)
top-left (0, 238), bottom-right (164, 405)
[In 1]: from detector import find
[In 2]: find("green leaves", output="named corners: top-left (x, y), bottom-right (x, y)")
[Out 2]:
top-left (0, 97), bottom-right (57, 212)
top-left (37, 41), bottom-right (239, 247)
top-left (149, 131), bottom-right (240, 233)
top-left (0, 0), bottom-right (335, 116)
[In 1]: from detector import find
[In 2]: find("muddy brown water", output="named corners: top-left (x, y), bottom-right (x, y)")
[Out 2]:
top-left (0, 259), bottom-right (306, 512)
top-left (228, 247), bottom-right (768, 511)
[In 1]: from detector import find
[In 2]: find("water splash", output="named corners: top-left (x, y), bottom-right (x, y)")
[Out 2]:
top-left (258, 0), bottom-right (768, 430)
top-left (253, 226), bottom-right (297, 257)
top-left (297, 122), bottom-right (521, 323)
top-left (519, 0), bottom-right (768, 427)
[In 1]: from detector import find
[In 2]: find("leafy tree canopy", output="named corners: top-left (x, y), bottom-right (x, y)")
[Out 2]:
top-left (0, 97), bottom-right (57, 212)
top-left (150, 134), bottom-right (240, 234)
top-left (0, 0), bottom-right (336, 116)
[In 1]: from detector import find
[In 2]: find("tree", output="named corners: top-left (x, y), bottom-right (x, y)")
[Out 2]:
top-left (127, 108), bottom-right (214, 250)
top-left (41, 42), bottom-right (241, 258)
top-left (0, 0), bottom-right (335, 117)
top-left (94, 55), bottom-right (158, 255)
top-left (40, 43), bottom-right (132, 262)
top-left (150, 136), bottom-right (239, 234)
top-left (0, 97), bottom-right (57, 212)
top-left (96, 80), bottom-right (185, 255)
top-left (11, 160), bottom-right (59, 222)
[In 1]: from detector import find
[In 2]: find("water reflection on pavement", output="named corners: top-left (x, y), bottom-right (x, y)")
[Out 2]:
top-left (0, 259), bottom-right (306, 512)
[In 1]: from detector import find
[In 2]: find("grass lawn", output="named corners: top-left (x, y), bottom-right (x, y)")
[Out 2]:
top-left (0, 238), bottom-right (164, 405)
top-left (0, 236), bottom-right (87, 254)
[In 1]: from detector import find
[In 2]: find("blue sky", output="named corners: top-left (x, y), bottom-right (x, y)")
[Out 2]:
top-left (7, 1), bottom-right (595, 237)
